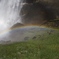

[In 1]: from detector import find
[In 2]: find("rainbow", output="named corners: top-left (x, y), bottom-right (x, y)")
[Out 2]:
top-left (0, 25), bottom-right (58, 36)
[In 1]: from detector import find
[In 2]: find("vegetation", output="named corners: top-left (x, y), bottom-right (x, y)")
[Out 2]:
top-left (0, 30), bottom-right (59, 59)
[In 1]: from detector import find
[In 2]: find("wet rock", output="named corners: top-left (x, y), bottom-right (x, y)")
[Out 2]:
top-left (20, 2), bottom-right (56, 25)
top-left (24, 37), bottom-right (29, 40)
top-left (11, 23), bottom-right (24, 29)
top-left (32, 36), bottom-right (36, 39)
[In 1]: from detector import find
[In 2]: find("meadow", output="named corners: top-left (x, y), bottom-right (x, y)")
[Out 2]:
top-left (0, 29), bottom-right (59, 59)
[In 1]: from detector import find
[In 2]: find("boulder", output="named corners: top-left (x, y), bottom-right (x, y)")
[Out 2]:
top-left (11, 23), bottom-right (24, 29)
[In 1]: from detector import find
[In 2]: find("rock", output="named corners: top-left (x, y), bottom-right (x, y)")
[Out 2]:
top-left (20, 2), bottom-right (56, 25)
top-left (11, 23), bottom-right (24, 29)
top-left (22, 0), bottom-right (36, 3)
top-left (20, 1), bottom-right (59, 28)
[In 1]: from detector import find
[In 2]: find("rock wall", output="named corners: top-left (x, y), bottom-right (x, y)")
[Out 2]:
top-left (20, 0), bottom-right (59, 28)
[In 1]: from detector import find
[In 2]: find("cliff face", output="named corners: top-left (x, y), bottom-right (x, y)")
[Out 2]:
top-left (22, 0), bottom-right (59, 14)
top-left (39, 0), bottom-right (59, 13)
top-left (21, 3), bottom-right (56, 24)
top-left (20, 0), bottom-right (59, 28)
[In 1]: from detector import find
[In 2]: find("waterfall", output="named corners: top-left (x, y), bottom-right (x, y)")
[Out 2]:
top-left (0, 0), bottom-right (23, 31)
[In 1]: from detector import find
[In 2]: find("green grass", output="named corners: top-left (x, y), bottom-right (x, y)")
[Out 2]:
top-left (0, 30), bottom-right (59, 59)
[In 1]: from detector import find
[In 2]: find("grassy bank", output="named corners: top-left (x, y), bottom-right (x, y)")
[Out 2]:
top-left (0, 30), bottom-right (59, 59)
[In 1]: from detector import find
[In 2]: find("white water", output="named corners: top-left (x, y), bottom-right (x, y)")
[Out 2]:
top-left (0, 0), bottom-right (23, 32)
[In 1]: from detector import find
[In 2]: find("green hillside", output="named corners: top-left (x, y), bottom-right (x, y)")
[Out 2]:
top-left (0, 30), bottom-right (59, 59)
